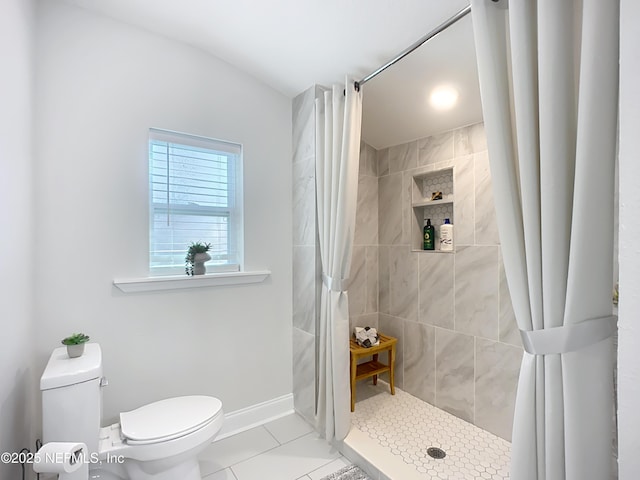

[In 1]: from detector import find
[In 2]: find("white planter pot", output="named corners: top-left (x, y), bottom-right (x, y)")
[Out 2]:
top-left (66, 344), bottom-right (85, 358)
top-left (193, 252), bottom-right (211, 275)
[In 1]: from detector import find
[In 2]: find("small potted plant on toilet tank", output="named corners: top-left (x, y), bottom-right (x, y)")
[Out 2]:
top-left (61, 333), bottom-right (90, 358)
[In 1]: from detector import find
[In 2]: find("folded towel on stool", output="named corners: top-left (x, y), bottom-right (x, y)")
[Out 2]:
top-left (354, 326), bottom-right (379, 348)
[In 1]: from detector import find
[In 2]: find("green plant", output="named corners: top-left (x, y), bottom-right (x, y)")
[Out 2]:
top-left (61, 333), bottom-right (90, 346)
top-left (185, 242), bottom-right (211, 276)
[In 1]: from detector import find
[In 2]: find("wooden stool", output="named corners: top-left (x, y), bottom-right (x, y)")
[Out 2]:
top-left (349, 333), bottom-right (397, 412)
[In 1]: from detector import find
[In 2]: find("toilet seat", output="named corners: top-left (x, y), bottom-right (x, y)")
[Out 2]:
top-left (99, 395), bottom-right (225, 463)
top-left (120, 396), bottom-right (223, 445)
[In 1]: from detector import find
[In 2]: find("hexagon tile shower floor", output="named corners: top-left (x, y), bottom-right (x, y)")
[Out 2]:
top-left (350, 381), bottom-right (511, 479)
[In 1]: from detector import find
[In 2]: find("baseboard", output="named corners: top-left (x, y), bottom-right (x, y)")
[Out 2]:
top-left (216, 393), bottom-right (295, 440)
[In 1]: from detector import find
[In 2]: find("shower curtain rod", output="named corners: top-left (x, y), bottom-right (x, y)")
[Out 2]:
top-left (354, 4), bottom-right (472, 91)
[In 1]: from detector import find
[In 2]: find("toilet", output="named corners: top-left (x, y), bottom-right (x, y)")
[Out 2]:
top-left (40, 343), bottom-right (224, 480)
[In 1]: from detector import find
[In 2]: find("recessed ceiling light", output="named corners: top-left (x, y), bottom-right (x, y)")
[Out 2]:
top-left (429, 86), bottom-right (459, 110)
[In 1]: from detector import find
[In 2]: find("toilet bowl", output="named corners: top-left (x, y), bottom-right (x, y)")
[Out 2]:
top-left (40, 344), bottom-right (224, 480)
top-left (99, 396), bottom-right (224, 480)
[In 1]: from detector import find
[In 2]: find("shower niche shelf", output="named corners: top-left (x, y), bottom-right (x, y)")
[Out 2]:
top-left (411, 166), bottom-right (455, 253)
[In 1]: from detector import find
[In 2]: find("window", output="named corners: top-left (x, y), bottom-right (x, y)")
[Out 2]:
top-left (149, 128), bottom-right (242, 275)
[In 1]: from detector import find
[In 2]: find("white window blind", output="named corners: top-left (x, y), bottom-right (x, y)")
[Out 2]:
top-left (149, 128), bottom-right (242, 275)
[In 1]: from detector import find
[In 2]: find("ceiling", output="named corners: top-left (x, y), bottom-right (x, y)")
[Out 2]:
top-left (63, 0), bottom-right (483, 149)
top-left (360, 12), bottom-right (482, 149)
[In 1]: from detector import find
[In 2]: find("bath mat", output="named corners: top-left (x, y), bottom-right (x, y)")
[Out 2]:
top-left (320, 464), bottom-right (373, 480)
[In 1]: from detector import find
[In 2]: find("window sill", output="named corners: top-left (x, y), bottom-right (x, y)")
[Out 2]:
top-left (113, 270), bottom-right (271, 293)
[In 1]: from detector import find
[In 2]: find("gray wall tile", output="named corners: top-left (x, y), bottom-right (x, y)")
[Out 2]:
top-left (378, 246), bottom-right (390, 314)
top-left (401, 171), bottom-right (414, 246)
top-left (418, 131), bottom-right (454, 166)
top-left (419, 253), bottom-right (454, 329)
top-left (377, 148), bottom-right (389, 177)
top-left (359, 140), bottom-right (368, 177)
top-left (365, 143), bottom-right (378, 177)
top-left (292, 327), bottom-right (316, 423)
top-left (292, 156), bottom-right (316, 246)
top-left (475, 338), bottom-right (522, 441)
top-left (359, 141), bottom-right (378, 178)
top-left (499, 252), bottom-right (521, 346)
top-left (291, 87), bottom-right (319, 422)
top-left (378, 173), bottom-right (402, 245)
top-left (389, 246), bottom-right (418, 322)
top-left (292, 87), bottom-right (316, 164)
top-left (474, 151), bottom-right (500, 245)
top-left (293, 245), bottom-right (316, 334)
top-left (454, 246), bottom-right (499, 340)
top-left (354, 175), bottom-right (378, 246)
top-left (365, 246), bottom-right (379, 313)
top-left (454, 123), bottom-right (487, 157)
top-left (378, 314), bottom-right (404, 389)
top-left (404, 321), bottom-right (436, 404)
top-left (435, 328), bottom-right (474, 422)
top-left (349, 246), bottom-right (366, 317)
top-left (389, 141), bottom-right (417, 174)
top-left (454, 154), bottom-right (475, 246)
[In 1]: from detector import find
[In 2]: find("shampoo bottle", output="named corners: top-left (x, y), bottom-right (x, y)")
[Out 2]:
top-left (440, 218), bottom-right (453, 251)
top-left (423, 219), bottom-right (435, 250)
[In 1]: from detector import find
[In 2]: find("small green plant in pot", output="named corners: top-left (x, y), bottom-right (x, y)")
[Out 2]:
top-left (185, 242), bottom-right (212, 276)
top-left (61, 333), bottom-right (90, 358)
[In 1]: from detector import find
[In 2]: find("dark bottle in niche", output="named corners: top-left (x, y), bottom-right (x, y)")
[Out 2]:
top-left (423, 218), bottom-right (435, 250)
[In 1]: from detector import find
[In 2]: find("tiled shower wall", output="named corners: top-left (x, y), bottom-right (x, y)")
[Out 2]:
top-left (291, 85), bottom-right (322, 423)
top-left (293, 98), bottom-right (523, 441)
top-left (292, 86), bottom-right (383, 424)
top-left (348, 142), bottom-right (380, 333)
top-left (351, 123), bottom-right (524, 441)
top-left (291, 87), bottom-right (382, 424)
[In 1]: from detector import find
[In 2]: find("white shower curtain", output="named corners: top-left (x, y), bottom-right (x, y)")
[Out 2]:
top-left (471, 0), bottom-right (619, 478)
top-left (314, 80), bottom-right (362, 441)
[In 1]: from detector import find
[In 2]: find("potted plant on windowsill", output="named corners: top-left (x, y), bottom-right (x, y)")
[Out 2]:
top-left (185, 242), bottom-right (212, 276)
top-left (61, 333), bottom-right (90, 358)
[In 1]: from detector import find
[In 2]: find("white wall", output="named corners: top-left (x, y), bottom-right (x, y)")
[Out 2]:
top-left (0, 0), bottom-right (36, 476)
top-left (34, 1), bottom-right (292, 423)
top-left (618, 1), bottom-right (640, 477)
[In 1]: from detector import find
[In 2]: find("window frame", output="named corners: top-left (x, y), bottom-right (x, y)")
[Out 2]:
top-left (148, 128), bottom-right (243, 276)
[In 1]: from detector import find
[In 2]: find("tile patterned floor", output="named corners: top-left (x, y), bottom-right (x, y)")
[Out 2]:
top-left (350, 381), bottom-right (511, 479)
top-left (198, 413), bottom-right (352, 480)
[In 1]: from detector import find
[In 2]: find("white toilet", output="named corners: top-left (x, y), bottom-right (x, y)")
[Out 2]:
top-left (40, 343), bottom-right (224, 480)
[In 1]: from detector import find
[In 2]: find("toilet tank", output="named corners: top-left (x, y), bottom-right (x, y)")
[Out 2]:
top-left (41, 343), bottom-right (104, 456)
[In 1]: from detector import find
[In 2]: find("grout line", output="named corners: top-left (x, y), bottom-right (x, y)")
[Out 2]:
top-left (417, 253), bottom-right (422, 326)
top-left (434, 326), bottom-right (438, 408)
top-left (473, 335), bottom-right (477, 425)
top-left (305, 456), bottom-right (349, 478)
top-left (229, 466), bottom-right (240, 480)
top-left (497, 246), bottom-right (502, 342)
top-left (452, 248), bottom-right (457, 333)
top-left (262, 423), bottom-right (282, 445)
top-left (472, 152), bottom-right (477, 246)
top-left (223, 427), bottom-right (301, 470)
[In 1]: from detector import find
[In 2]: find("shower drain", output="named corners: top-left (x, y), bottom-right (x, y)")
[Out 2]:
top-left (427, 447), bottom-right (447, 459)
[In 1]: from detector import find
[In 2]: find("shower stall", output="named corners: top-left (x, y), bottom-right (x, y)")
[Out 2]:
top-left (292, 81), bottom-right (520, 477)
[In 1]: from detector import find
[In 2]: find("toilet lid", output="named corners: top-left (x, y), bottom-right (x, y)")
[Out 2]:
top-left (120, 396), bottom-right (222, 444)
